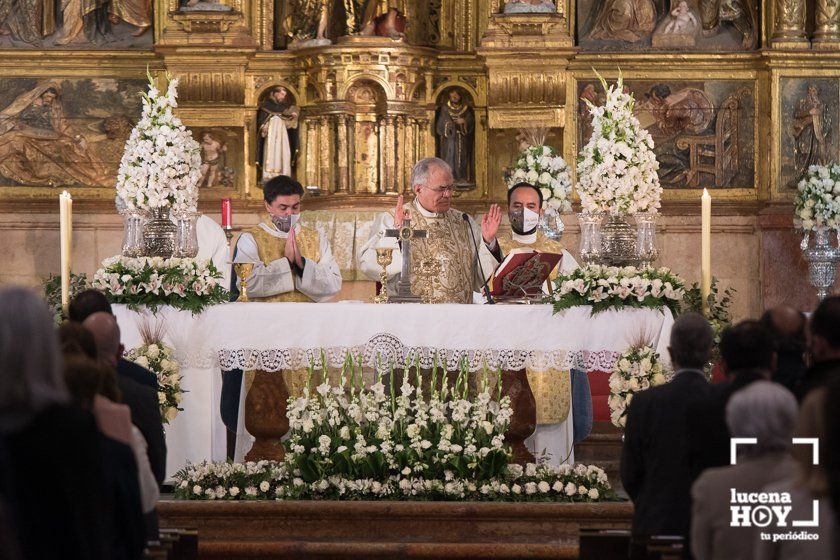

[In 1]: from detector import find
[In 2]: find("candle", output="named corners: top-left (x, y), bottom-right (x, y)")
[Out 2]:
top-left (701, 188), bottom-right (711, 315)
top-left (59, 191), bottom-right (73, 316)
top-left (221, 198), bottom-right (232, 228)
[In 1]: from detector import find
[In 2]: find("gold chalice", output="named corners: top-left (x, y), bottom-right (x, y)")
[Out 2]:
top-left (234, 262), bottom-right (255, 302)
top-left (373, 247), bottom-right (394, 304)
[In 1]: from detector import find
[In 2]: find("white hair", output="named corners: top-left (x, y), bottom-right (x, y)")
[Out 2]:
top-left (411, 157), bottom-right (451, 190)
top-left (0, 287), bottom-right (67, 432)
top-left (726, 380), bottom-right (798, 455)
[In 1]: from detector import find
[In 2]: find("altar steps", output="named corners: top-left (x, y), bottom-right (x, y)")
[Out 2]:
top-left (158, 500), bottom-right (633, 559)
top-left (574, 422), bottom-right (624, 492)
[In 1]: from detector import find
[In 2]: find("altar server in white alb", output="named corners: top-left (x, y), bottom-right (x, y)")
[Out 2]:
top-left (357, 157), bottom-right (502, 304)
top-left (233, 175), bottom-right (341, 302)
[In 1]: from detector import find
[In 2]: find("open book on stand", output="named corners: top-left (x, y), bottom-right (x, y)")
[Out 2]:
top-left (489, 250), bottom-right (562, 301)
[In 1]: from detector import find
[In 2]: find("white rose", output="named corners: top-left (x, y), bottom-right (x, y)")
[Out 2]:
top-left (259, 481), bottom-right (270, 492)
top-left (588, 488), bottom-right (600, 500)
top-left (146, 344), bottom-right (160, 360)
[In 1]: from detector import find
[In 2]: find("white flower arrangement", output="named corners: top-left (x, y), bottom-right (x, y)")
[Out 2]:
top-left (577, 71), bottom-right (661, 215)
top-left (172, 359), bottom-right (615, 503)
top-left (551, 264), bottom-right (685, 315)
top-left (116, 72), bottom-right (202, 214)
top-left (507, 145), bottom-right (573, 213)
top-left (92, 255), bottom-right (227, 314)
top-left (608, 345), bottom-right (670, 428)
top-left (125, 340), bottom-right (184, 424)
top-left (794, 163), bottom-right (840, 231)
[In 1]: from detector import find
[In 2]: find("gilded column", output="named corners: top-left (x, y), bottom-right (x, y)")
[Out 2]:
top-left (378, 116), bottom-right (388, 194)
top-left (772, 0), bottom-right (808, 47)
top-left (814, 0), bottom-right (840, 47)
top-left (396, 115), bottom-right (407, 194)
top-left (404, 117), bottom-right (416, 194)
top-left (384, 116), bottom-right (397, 194)
top-left (336, 114), bottom-right (350, 194)
top-left (319, 116), bottom-right (332, 192)
top-left (305, 116), bottom-right (320, 187)
top-left (417, 117), bottom-right (433, 159)
top-left (296, 118), bottom-right (307, 182)
top-left (347, 117), bottom-right (357, 194)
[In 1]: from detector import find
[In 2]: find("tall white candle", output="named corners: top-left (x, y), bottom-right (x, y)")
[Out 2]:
top-left (59, 191), bottom-right (73, 316)
top-left (701, 188), bottom-right (711, 315)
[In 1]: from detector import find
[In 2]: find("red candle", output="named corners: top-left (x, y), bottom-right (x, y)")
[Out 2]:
top-left (221, 198), bottom-right (232, 228)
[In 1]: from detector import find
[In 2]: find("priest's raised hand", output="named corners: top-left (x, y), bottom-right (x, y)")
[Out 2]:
top-left (482, 203), bottom-right (502, 245)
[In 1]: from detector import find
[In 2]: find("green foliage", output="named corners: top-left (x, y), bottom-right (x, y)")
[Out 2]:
top-left (42, 272), bottom-right (89, 325)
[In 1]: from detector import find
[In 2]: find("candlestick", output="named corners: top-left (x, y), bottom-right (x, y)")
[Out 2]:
top-left (701, 188), bottom-right (711, 315)
top-left (221, 198), bottom-right (232, 229)
top-left (59, 191), bottom-right (73, 317)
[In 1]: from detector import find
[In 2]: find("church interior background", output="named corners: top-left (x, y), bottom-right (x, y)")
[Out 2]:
top-left (0, 0), bottom-right (837, 316)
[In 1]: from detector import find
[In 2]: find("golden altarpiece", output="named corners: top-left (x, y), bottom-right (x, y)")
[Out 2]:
top-left (1, 0), bottom-right (840, 312)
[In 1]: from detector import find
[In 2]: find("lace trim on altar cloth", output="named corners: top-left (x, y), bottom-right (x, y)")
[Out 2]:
top-left (172, 333), bottom-right (622, 373)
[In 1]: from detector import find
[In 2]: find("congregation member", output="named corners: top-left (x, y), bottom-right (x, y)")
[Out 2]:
top-left (690, 381), bottom-right (799, 560)
top-left (753, 384), bottom-right (837, 559)
top-left (686, 320), bottom-right (774, 479)
top-left (233, 174), bottom-right (341, 302)
top-left (621, 313), bottom-right (714, 545)
top-left (0, 287), bottom-right (108, 559)
top-left (83, 311), bottom-right (167, 487)
top-left (69, 290), bottom-right (158, 391)
top-left (358, 157), bottom-right (502, 304)
top-left (760, 306), bottom-right (807, 395)
top-left (800, 295), bottom-right (840, 400)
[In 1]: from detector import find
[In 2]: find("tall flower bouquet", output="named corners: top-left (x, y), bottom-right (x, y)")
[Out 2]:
top-left (123, 320), bottom-right (184, 424)
top-left (794, 163), bottom-right (840, 231)
top-left (577, 71), bottom-right (661, 215)
top-left (507, 145), bottom-right (573, 213)
top-left (116, 72), bottom-right (201, 213)
top-left (608, 344), bottom-right (669, 428)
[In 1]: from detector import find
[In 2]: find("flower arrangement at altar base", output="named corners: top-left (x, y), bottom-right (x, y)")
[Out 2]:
top-left (506, 144), bottom-right (573, 213)
top-left (123, 319), bottom-right (184, 424)
top-left (93, 255), bottom-right (227, 314)
top-left (608, 344), bottom-right (669, 428)
top-left (550, 265), bottom-right (685, 315)
top-left (173, 356), bottom-right (616, 502)
top-left (577, 70), bottom-right (661, 215)
top-left (116, 71), bottom-right (201, 214)
top-left (794, 163), bottom-right (840, 231)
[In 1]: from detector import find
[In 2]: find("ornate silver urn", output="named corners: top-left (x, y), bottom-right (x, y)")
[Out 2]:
top-left (143, 206), bottom-right (177, 258)
top-left (801, 226), bottom-right (840, 300)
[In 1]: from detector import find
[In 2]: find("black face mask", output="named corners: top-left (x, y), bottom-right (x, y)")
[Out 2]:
top-left (509, 208), bottom-right (538, 236)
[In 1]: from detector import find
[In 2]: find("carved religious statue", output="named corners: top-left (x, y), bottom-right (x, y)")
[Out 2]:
top-left (586, 0), bottom-right (657, 42)
top-left (198, 132), bottom-right (234, 188)
top-left (698, 0), bottom-right (757, 48)
top-left (435, 89), bottom-right (475, 188)
top-left (257, 86), bottom-right (300, 183)
top-left (792, 84), bottom-right (830, 184)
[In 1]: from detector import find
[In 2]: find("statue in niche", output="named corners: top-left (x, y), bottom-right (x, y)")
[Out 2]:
top-left (503, 0), bottom-right (556, 13)
top-left (286, 0), bottom-right (332, 47)
top-left (257, 86), bottom-right (299, 183)
top-left (698, 0), bottom-right (756, 48)
top-left (359, 7), bottom-right (405, 39)
top-left (435, 88), bottom-right (475, 187)
top-left (792, 84), bottom-right (830, 182)
top-left (586, 0), bottom-right (657, 42)
top-left (0, 83), bottom-right (108, 186)
top-left (198, 132), bottom-right (234, 188)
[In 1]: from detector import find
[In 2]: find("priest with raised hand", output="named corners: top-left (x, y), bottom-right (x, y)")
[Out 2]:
top-left (233, 174), bottom-right (341, 302)
top-left (358, 157), bottom-right (502, 304)
top-left (498, 181), bottom-right (582, 466)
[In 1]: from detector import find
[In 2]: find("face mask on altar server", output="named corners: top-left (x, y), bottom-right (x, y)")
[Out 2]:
top-left (509, 207), bottom-right (540, 236)
top-left (272, 213), bottom-right (299, 233)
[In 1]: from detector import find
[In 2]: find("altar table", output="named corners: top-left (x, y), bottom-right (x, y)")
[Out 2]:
top-left (113, 303), bottom-right (674, 477)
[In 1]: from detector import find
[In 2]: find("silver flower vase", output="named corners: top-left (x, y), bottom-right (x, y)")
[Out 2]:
top-left (121, 209), bottom-right (146, 258)
top-left (143, 206), bottom-right (177, 258)
top-left (173, 211), bottom-right (200, 258)
top-left (801, 226), bottom-right (840, 300)
top-left (635, 213), bottom-right (659, 268)
top-left (600, 214), bottom-right (640, 266)
top-left (577, 213), bottom-right (603, 265)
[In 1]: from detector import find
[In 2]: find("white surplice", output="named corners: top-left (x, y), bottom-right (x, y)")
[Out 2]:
top-left (196, 215), bottom-right (232, 291)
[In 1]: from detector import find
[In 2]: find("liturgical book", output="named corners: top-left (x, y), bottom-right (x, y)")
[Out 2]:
top-left (490, 250), bottom-right (562, 298)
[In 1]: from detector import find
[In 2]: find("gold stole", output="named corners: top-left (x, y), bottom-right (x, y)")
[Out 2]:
top-left (499, 231), bottom-right (570, 424)
top-left (408, 207), bottom-right (476, 304)
top-left (243, 219), bottom-right (322, 303)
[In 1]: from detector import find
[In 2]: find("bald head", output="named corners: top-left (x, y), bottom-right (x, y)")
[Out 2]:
top-left (764, 306), bottom-right (806, 337)
top-left (82, 312), bottom-right (121, 367)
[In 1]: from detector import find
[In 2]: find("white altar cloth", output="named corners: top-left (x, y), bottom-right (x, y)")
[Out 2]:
top-left (113, 303), bottom-right (674, 477)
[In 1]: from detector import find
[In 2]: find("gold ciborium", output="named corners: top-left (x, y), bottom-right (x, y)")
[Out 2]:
top-left (234, 262), bottom-right (255, 302)
top-left (373, 247), bottom-right (394, 304)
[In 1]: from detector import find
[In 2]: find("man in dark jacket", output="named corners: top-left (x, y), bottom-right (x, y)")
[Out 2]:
top-left (621, 312), bottom-right (714, 542)
top-left (801, 295), bottom-right (840, 400)
top-left (760, 306), bottom-right (807, 396)
top-left (686, 320), bottom-right (775, 480)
